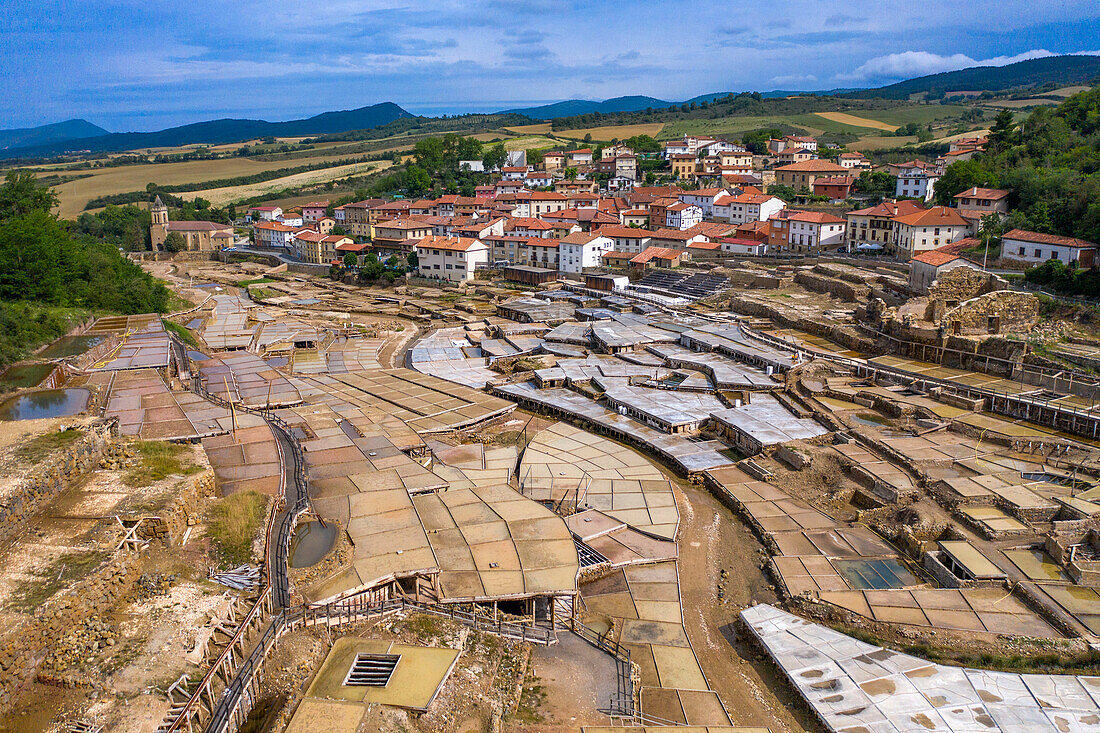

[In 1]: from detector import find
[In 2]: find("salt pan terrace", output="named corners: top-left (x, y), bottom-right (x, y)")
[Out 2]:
top-left (293, 402), bottom-right (579, 608)
top-left (89, 368), bottom-right (250, 440)
top-left (194, 351), bottom-right (302, 408)
top-left (89, 322), bottom-right (172, 371)
top-left (743, 604), bottom-right (1100, 733)
top-left (519, 422), bottom-right (680, 540)
top-left (496, 381), bottom-right (736, 475)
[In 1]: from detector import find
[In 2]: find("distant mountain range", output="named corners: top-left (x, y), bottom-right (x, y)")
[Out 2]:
top-left (3, 54), bottom-right (1097, 160)
top-left (0, 119), bottom-right (108, 151)
top-left (0, 102), bottom-right (411, 159)
top-left (841, 54), bottom-right (1100, 100)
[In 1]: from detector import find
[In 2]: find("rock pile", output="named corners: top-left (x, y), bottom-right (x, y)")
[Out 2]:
top-left (131, 571), bottom-right (178, 600)
top-left (40, 616), bottom-right (119, 676)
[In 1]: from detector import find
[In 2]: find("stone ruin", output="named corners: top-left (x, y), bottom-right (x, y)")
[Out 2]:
top-left (923, 266), bottom-right (1039, 336)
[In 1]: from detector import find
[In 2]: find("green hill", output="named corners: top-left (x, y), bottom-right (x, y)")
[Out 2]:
top-left (844, 55), bottom-right (1100, 100)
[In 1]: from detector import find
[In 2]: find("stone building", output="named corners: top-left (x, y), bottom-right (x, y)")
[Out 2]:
top-left (149, 196), bottom-right (234, 252)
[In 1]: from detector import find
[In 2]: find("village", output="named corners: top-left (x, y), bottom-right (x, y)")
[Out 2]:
top-left (1, 18), bottom-right (1100, 733)
top-left (195, 129), bottom-right (1095, 287)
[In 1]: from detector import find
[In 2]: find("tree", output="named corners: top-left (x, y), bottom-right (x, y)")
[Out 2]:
top-left (853, 171), bottom-right (895, 201)
top-left (343, 252), bottom-right (358, 268)
top-left (162, 231), bottom-right (186, 253)
top-left (977, 213), bottom-right (1001, 269)
top-left (934, 160), bottom-right (999, 205)
top-left (482, 143), bottom-right (507, 172)
top-left (331, 225), bottom-right (347, 235)
top-left (405, 166), bottom-right (431, 196)
top-left (988, 109), bottom-right (1017, 151)
top-left (407, 251), bottom-right (419, 269)
top-left (0, 171), bottom-right (58, 220)
top-left (583, 133), bottom-right (593, 144)
top-left (385, 255), bottom-right (400, 269)
top-left (122, 220), bottom-right (147, 252)
top-left (563, 167), bottom-right (578, 181)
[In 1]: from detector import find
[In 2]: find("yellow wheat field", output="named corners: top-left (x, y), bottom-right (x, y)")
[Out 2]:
top-left (813, 112), bottom-right (898, 132)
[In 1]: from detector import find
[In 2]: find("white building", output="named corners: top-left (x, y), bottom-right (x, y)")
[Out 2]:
top-left (1001, 229), bottom-right (1097, 267)
top-left (715, 193), bottom-right (786, 225)
top-left (665, 202), bottom-right (703, 230)
top-left (595, 225), bottom-right (654, 254)
top-left (279, 212), bottom-right (303, 228)
top-left (909, 249), bottom-right (980, 294)
top-left (415, 235), bottom-right (489, 282)
top-left (248, 206), bottom-right (282, 222)
top-left (252, 221), bottom-right (297, 249)
top-left (896, 161), bottom-right (941, 202)
top-left (721, 237), bottom-right (768, 255)
top-left (558, 231), bottom-right (615, 273)
top-left (784, 211), bottom-right (846, 253)
top-left (678, 188), bottom-right (730, 218)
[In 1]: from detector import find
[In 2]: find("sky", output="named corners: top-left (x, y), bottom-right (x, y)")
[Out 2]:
top-left (3, 0), bottom-right (1099, 132)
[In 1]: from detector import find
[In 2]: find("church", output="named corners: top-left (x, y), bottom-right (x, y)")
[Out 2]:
top-left (149, 196), bottom-right (235, 251)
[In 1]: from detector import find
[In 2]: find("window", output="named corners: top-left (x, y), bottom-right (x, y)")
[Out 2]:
top-left (1035, 249), bottom-right (1041, 258)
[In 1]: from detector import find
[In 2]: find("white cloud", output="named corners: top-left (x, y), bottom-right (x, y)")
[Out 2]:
top-left (770, 73), bottom-right (818, 87)
top-left (837, 48), bottom-right (1067, 83)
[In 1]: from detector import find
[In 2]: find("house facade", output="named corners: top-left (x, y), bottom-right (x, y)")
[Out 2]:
top-left (415, 235), bottom-right (489, 282)
top-left (1001, 229), bottom-right (1097, 267)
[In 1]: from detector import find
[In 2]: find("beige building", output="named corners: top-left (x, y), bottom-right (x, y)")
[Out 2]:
top-left (295, 231), bottom-right (352, 264)
top-left (773, 160), bottom-right (848, 192)
top-left (149, 196), bottom-right (234, 251)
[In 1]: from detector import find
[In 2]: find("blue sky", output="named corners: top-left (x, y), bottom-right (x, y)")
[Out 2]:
top-left (4, 0), bottom-right (1099, 131)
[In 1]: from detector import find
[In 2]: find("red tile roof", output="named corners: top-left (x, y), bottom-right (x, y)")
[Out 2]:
top-left (953, 187), bottom-right (1009, 200)
top-left (892, 207), bottom-right (968, 227)
top-left (415, 235), bottom-right (483, 252)
top-left (1003, 229), bottom-right (1097, 249)
top-left (631, 246), bottom-right (686, 263)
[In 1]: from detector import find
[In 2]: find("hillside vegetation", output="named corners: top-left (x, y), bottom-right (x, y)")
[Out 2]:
top-left (933, 86), bottom-right (1100, 243)
top-left (0, 171), bottom-right (170, 365)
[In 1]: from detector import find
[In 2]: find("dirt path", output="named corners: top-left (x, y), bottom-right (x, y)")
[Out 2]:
top-left (673, 478), bottom-right (822, 733)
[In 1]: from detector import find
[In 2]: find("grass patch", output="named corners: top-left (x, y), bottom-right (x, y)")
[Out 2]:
top-left (405, 613), bottom-right (442, 639)
top-left (237, 278), bottom-right (276, 288)
top-left (123, 441), bottom-right (199, 486)
top-left (248, 287), bottom-right (277, 300)
top-left (206, 490), bottom-right (268, 565)
top-left (14, 428), bottom-right (83, 463)
top-left (6, 550), bottom-right (107, 613)
top-left (163, 320), bottom-right (199, 348)
top-left (166, 290), bottom-right (196, 314)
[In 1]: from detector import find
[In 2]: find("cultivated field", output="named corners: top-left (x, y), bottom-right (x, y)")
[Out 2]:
top-left (181, 160), bottom-right (392, 207)
top-left (983, 97), bottom-right (1061, 108)
top-left (504, 123), bottom-right (552, 135)
top-left (813, 111), bottom-right (898, 132)
top-left (553, 123), bottom-right (665, 141)
top-left (848, 135), bottom-right (917, 151)
top-left (43, 153), bottom-right (393, 218)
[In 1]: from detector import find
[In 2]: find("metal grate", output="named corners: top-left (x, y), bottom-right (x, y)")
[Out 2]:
top-left (344, 653), bottom-right (400, 687)
top-left (574, 539), bottom-right (609, 568)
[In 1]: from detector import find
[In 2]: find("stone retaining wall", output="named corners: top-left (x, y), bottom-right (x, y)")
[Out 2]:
top-left (0, 424), bottom-right (115, 546)
top-left (0, 553), bottom-right (142, 706)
